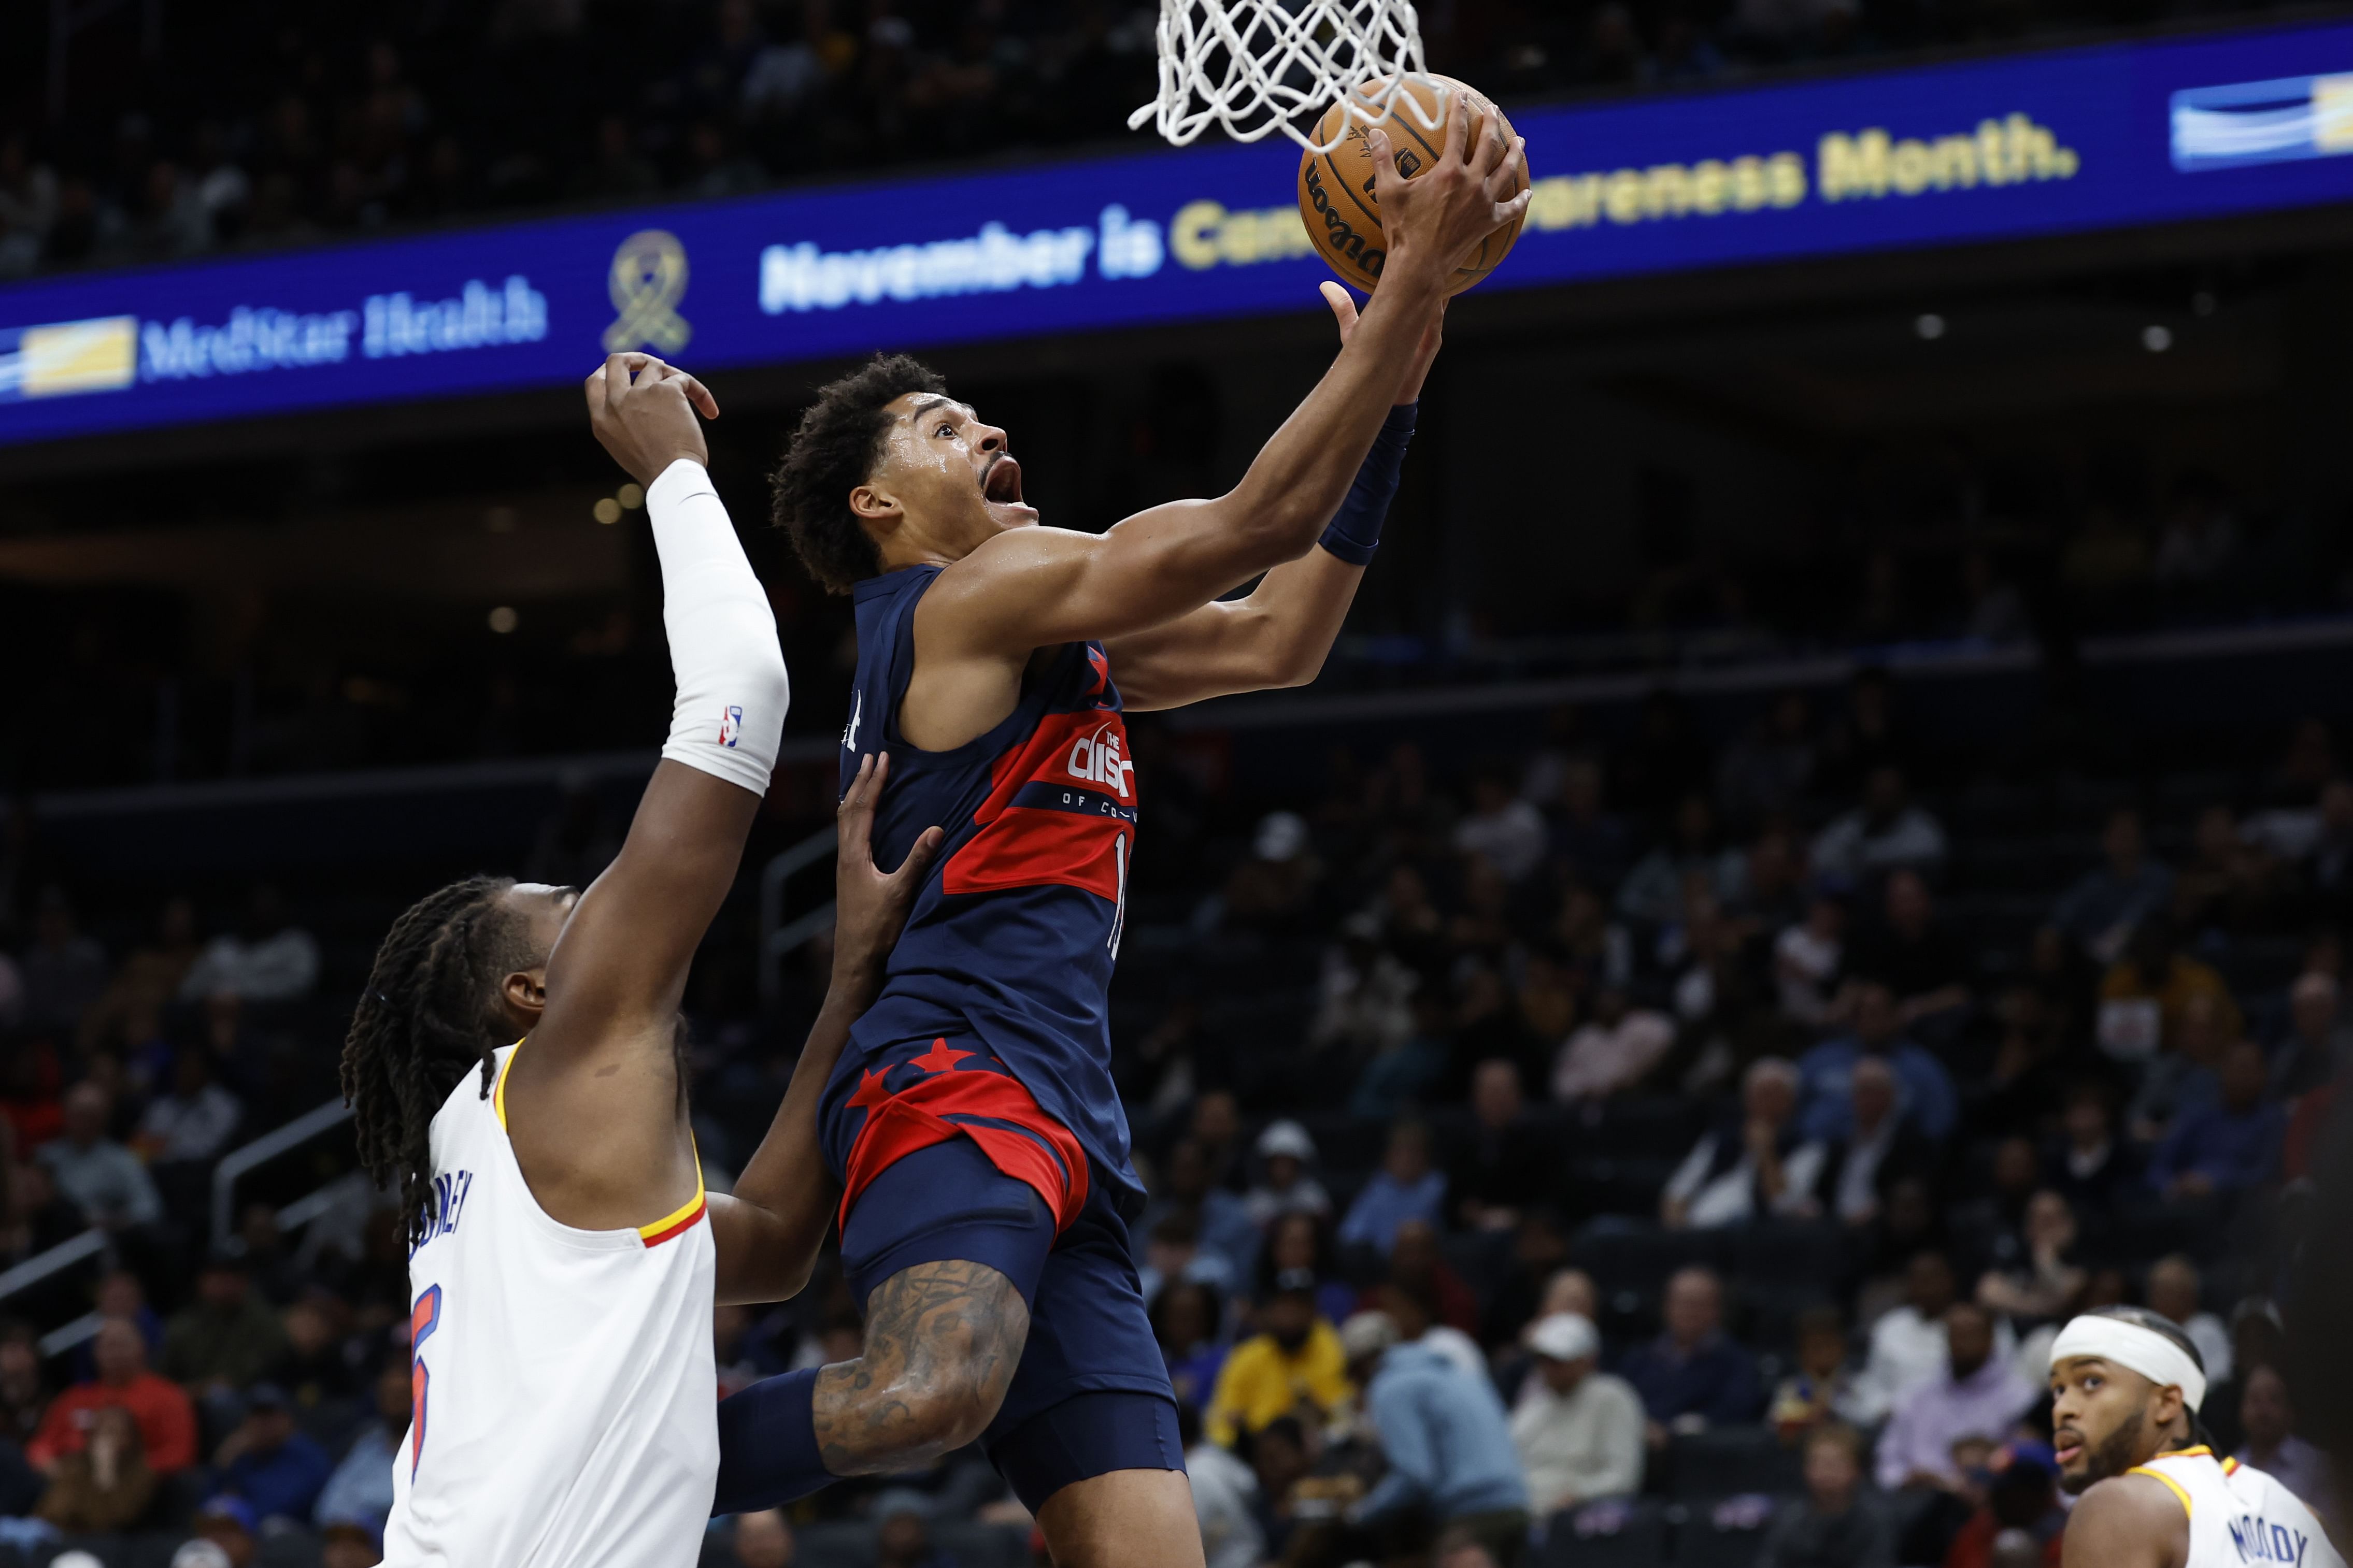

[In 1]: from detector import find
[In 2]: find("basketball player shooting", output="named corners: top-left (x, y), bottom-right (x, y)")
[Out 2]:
top-left (710, 107), bottom-right (1529, 1567)
top-left (348, 354), bottom-right (944, 1568)
top-left (2050, 1306), bottom-right (2340, 1568)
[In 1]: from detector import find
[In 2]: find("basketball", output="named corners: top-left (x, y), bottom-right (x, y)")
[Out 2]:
top-left (1296, 75), bottom-right (1528, 296)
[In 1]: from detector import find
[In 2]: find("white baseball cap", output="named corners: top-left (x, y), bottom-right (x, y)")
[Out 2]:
top-left (1529, 1312), bottom-right (1601, 1363)
top-left (1256, 1119), bottom-right (1316, 1162)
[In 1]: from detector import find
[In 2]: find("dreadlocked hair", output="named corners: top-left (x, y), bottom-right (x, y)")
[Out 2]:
top-left (341, 875), bottom-right (534, 1247)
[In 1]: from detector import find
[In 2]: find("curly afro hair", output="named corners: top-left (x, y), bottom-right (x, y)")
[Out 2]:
top-left (769, 353), bottom-right (948, 594)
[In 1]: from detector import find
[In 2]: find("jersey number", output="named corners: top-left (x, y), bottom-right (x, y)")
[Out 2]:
top-left (410, 1285), bottom-right (443, 1478)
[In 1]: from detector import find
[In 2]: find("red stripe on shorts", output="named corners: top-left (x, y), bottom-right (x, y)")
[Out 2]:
top-left (839, 1061), bottom-right (1090, 1236)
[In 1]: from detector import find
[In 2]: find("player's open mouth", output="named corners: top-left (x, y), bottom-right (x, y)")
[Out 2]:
top-left (2053, 1437), bottom-right (2084, 1465)
top-left (984, 455), bottom-right (1025, 505)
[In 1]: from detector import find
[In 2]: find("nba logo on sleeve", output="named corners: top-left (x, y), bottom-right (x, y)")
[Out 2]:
top-left (718, 706), bottom-right (744, 747)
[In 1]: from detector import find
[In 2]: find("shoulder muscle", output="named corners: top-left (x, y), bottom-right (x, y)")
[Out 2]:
top-left (2064, 1474), bottom-right (2190, 1568)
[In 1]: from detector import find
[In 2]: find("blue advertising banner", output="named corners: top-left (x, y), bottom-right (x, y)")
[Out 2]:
top-left (2, 17), bottom-right (2349, 447)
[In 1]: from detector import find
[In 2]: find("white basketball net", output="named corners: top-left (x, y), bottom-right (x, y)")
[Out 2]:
top-left (1126, 0), bottom-right (1438, 153)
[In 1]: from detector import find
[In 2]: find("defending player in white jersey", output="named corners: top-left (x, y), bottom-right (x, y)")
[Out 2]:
top-left (2052, 1305), bottom-right (2341, 1568)
top-left (344, 353), bottom-right (942, 1568)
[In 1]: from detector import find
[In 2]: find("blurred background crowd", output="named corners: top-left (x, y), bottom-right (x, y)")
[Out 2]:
top-left (3, 668), bottom-right (2350, 1567)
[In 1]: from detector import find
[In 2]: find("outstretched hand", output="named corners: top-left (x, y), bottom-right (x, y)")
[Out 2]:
top-left (831, 753), bottom-right (944, 1005)
top-left (1366, 93), bottom-right (1529, 291)
top-left (1322, 281), bottom-right (1443, 404)
top-left (585, 352), bottom-right (721, 487)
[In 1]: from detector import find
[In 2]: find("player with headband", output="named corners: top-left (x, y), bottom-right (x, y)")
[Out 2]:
top-left (2050, 1304), bottom-right (2341, 1568)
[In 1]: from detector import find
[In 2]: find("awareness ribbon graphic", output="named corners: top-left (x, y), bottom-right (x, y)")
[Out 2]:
top-left (603, 229), bottom-right (693, 354)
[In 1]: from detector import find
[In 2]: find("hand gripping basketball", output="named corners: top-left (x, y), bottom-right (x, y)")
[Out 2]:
top-left (1365, 97), bottom-right (1527, 293)
top-left (1297, 77), bottom-right (1529, 296)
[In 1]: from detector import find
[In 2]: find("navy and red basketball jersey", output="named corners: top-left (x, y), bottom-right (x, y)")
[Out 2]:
top-left (832, 563), bottom-right (1145, 1207)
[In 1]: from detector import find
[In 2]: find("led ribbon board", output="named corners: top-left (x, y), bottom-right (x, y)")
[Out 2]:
top-left (3, 16), bottom-right (2349, 448)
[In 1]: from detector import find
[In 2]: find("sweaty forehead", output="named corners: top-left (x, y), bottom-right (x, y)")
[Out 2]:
top-left (886, 392), bottom-right (973, 424)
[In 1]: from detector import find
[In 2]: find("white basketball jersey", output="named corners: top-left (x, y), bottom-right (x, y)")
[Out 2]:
top-left (2130, 1446), bottom-right (2343, 1568)
top-left (383, 1043), bottom-right (719, 1568)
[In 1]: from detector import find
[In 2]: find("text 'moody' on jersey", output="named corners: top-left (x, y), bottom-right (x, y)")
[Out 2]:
top-left (836, 563), bottom-right (1144, 1207)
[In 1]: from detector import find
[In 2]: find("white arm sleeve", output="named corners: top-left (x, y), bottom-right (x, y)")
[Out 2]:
top-left (647, 458), bottom-right (789, 797)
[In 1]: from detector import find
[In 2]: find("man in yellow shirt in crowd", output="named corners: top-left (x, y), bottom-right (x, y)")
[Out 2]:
top-left (1205, 1281), bottom-right (1352, 1447)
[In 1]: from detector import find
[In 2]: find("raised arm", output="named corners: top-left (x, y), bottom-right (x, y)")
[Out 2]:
top-left (537, 356), bottom-right (788, 1044)
top-left (924, 110), bottom-right (1527, 659)
top-left (710, 755), bottom-right (943, 1304)
top-left (1106, 283), bottom-right (1438, 711)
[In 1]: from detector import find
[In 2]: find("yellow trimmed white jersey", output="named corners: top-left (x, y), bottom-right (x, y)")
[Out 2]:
top-left (383, 1043), bottom-right (718, 1568)
top-left (2128, 1446), bottom-right (2343, 1568)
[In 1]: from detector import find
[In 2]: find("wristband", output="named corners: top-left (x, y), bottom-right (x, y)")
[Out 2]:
top-left (1318, 401), bottom-right (1417, 566)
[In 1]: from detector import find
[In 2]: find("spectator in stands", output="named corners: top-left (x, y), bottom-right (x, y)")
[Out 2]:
top-left (1548, 760), bottom-right (1633, 900)
top-left (1150, 1279), bottom-right (1228, 1411)
top-left (1139, 1139), bottom-right (1257, 1289)
top-left (1844, 1251), bottom-right (1966, 1426)
top-left (2048, 808), bottom-right (2173, 967)
top-left (213, 1382), bottom-right (330, 1526)
top-left (2125, 989), bottom-right (2229, 1144)
top-left (1446, 1061), bottom-right (1552, 1232)
top-left (1824, 1056), bottom-right (1937, 1229)
top-left (33, 1402), bottom-right (154, 1532)
top-left (1245, 1415), bottom-right (1314, 1561)
top-left (725, 1509), bottom-right (794, 1568)
top-left (2144, 1254), bottom-right (2233, 1383)
top-left (1180, 1400), bottom-right (1262, 1568)
top-left (177, 885), bottom-right (320, 1004)
top-left (1796, 981), bottom-right (1958, 1144)
top-left (1717, 690), bottom-right (1817, 832)
top-left (162, 1250), bottom-right (291, 1398)
top-left (1550, 986), bottom-right (1674, 1103)
top-left (1775, 892), bottom-right (1849, 1029)
top-left (136, 1047), bottom-right (245, 1166)
top-left (1338, 1120), bottom-right (1447, 1259)
top-left (1941, 1442), bottom-right (2067, 1568)
top-left (1315, 915), bottom-right (1421, 1061)
top-left (1770, 1305), bottom-right (1861, 1441)
top-left (76, 894), bottom-right (200, 1056)
top-left (2148, 1041), bottom-right (2285, 1203)
top-left (1242, 1120), bottom-right (1332, 1228)
top-left (1456, 767), bottom-right (1549, 884)
top-left (1258, 1211), bottom-right (1356, 1326)
top-left (1848, 870), bottom-right (1971, 1030)
top-left (2202, 1299), bottom-right (2286, 1455)
top-left (1976, 1191), bottom-right (2085, 1326)
top-left (1618, 1265), bottom-right (1763, 1447)
top-left (2300, 778), bottom-right (2353, 923)
top-left (28, 1317), bottom-right (197, 1474)
top-left (1808, 767), bottom-right (1947, 884)
top-left (1142, 1211), bottom-right (1230, 1303)
top-left (2042, 1081), bottom-right (2140, 1221)
top-left (1203, 1281), bottom-right (1349, 1448)
top-left (1337, 1311), bottom-right (1530, 1566)
top-left (184, 1494), bottom-right (258, 1568)
top-left (1758, 1423), bottom-right (1896, 1568)
top-left (1374, 1265), bottom-right (1484, 1381)
top-left (1618, 793), bottom-right (1736, 929)
top-left (2270, 971), bottom-right (2348, 1100)
top-left (2173, 804), bottom-right (2283, 937)
top-left (2234, 1363), bottom-right (2332, 1519)
top-left (0, 1322), bottom-right (48, 1447)
top-left (1509, 1313), bottom-right (1644, 1515)
top-left (20, 889), bottom-right (107, 1035)
top-left (1874, 1300), bottom-right (2034, 1495)
top-left (1661, 1056), bottom-right (1827, 1229)
top-left (37, 1083), bottom-right (161, 1231)
top-left (2099, 916), bottom-right (2240, 1068)
top-left (314, 1362), bottom-right (407, 1540)
top-left (1482, 1211), bottom-right (1574, 1354)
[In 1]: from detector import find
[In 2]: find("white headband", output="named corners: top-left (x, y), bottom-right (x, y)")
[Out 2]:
top-left (2049, 1316), bottom-right (2207, 1413)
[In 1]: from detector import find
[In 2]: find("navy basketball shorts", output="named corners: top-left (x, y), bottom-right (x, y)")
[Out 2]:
top-left (824, 1033), bottom-right (1181, 1512)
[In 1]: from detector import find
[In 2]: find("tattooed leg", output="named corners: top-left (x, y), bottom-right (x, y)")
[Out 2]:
top-left (812, 1259), bottom-right (1031, 1475)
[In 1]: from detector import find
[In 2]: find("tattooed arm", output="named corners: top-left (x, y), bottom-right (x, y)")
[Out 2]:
top-left (811, 1260), bottom-right (1031, 1473)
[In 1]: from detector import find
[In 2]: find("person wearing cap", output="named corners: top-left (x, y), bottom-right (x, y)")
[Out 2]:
top-left (2050, 1304), bottom-right (2342, 1567)
top-left (184, 1495), bottom-right (258, 1568)
top-left (319, 1515), bottom-right (387, 1568)
top-left (212, 1381), bottom-right (331, 1527)
top-left (1243, 1120), bottom-right (1332, 1229)
top-left (1508, 1313), bottom-right (1643, 1516)
top-left (1202, 1281), bottom-right (1351, 1449)
top-left (1337, 1311), bottom-right (1530, 1566)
